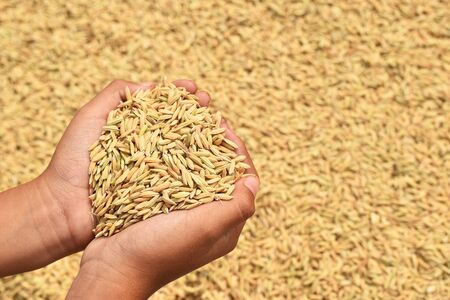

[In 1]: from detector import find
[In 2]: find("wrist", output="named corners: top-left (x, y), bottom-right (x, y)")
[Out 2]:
top-left (0, 173), bottom-right (92, 276)
top-left (67, 257), bottom-right (156, 299)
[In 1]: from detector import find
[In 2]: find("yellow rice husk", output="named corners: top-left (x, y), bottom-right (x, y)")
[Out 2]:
top-left (0, 0), bottom-right (449, 299)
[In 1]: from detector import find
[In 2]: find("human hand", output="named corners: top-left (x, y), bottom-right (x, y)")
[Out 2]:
top-left (39, 79), bottom-right (202, 256)
top-left (66, 85), bottom-right (260, 299)
top-left (0, 79), bottom-right (171, 275)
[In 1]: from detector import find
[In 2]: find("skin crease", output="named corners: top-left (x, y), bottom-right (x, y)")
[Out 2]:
top-left (0, 78), bottom-right (259, 297)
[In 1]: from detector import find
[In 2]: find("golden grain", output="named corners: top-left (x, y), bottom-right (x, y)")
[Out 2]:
top-left (1, 1), bottom-right (449, 299)
top-left (88, 82), bottom-right (248, 237)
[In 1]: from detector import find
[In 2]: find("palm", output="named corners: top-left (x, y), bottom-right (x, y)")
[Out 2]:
top-left (44, 103), bottom-right (113, 245)
top-left (66, 80), bottom-right (258, 294)
top-left (82, 177), bottom-right (253, 292)
top-left (52, 114), bottom-right (106, 190)
top-left (44, 80), bottom-right (154, 244)
top-left (43, 80), bottom-right (212, 246)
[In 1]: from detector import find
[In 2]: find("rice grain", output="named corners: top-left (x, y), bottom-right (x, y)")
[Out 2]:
top-left (89, 82), bottom-right (249, 237)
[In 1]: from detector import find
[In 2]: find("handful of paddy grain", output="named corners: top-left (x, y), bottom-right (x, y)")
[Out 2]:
top-left (88, 82), bottom-right (249, 237)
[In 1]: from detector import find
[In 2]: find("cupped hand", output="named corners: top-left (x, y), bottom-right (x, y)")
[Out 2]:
top-left (66, 82), bottom-right (260, 299)
top-left (42, 79), bottom-right (203, 251)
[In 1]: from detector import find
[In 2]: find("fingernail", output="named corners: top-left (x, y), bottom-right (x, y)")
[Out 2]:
top-left (199, 91), bottom-right (211, 98)
top-left (244, 175), bottom-right (260, 197)
top-left (139, 81), bottom-right (153, 87)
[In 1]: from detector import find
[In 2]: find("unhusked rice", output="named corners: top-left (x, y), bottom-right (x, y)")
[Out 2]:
top-left (0, 0), bottom-right (449, 299)
top-left (89, 82), bottom-right (249, 237)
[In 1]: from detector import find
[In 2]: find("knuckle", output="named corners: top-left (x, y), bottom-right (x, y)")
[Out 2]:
top-left (239, 197), bottom-right (256, 220)
top-left (109, 79), bottom-right (126, 88)
top-left (223, 235), bottom-right (239, 255)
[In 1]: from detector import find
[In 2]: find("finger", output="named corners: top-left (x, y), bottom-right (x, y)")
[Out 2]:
top-left (185, 118), bottom-right (260, 232)
top-left (193, 220), bottom-right (246, 266)
top-left (124, 218), bottom-right (246, 289)
top-left (230, 177), bottom-right (258, 219)
top-left (185, 117), bottom-right (260, 229)
top-left (173, 79), bottom-right (197, 94)
top-left (195, 91), bottom-right (211, 107)
top-left (221, 119), bottom-right (258, 177)
top-left (83, 79), bottom-right (155, 118)
top-left (186, 173), bottom-right (258, 240)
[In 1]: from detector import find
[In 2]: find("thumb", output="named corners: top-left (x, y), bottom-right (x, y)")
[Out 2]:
top-left (242, 175), bottom-right (260, 198)
top-left (81, 79), bottom-right (155, 119)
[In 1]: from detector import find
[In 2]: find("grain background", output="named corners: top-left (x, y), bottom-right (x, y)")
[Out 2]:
top-left (0, 0), bottom-right (449, 299)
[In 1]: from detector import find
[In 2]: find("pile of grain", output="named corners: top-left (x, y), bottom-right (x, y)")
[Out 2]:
top-left (90, 83), bottom-right (248, 237)
top-left (0, 0), bottom-right (449, 299)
